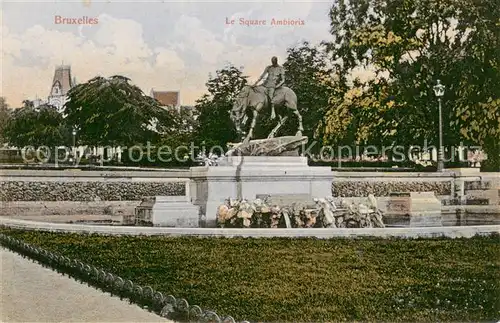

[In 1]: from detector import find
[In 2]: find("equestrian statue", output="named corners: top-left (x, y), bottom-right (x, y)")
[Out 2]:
top-left (230, 56), bottom-right (304, 144)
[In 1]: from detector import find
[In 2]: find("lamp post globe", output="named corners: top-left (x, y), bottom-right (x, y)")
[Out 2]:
top-left (433, 79), bottom-right (445, 97)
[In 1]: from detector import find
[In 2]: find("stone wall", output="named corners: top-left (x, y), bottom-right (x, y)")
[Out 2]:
top-left (1, 168), bottom-right (496, 208)
top-left (331, 171), bottom-right (457, 197)
top-left (330, 170), bottom-right (499, 206)
top-left (465, 180), bottom-right (492, 191)
top-left (331, 181), bottom-right (452, 197)
top-left (0, 181), bottom-right (185, 201)
top-left (0, 170), bottom-right (188, 202)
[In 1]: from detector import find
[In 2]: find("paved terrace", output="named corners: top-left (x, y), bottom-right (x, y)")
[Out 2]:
top-left (1, 247), bottom-right (172, 322)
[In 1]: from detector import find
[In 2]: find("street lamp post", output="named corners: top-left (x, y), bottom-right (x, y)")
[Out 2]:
top-left (72, 127), bottom-right (77, 166)
top-left (433, 79), bottom-right (446, 172)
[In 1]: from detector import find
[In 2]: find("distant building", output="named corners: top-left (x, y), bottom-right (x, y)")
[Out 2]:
top-left (150, 89), bottom-right (180, 111)
top-left (34, 65), bottom-right (76, 113)
top-left (148, 89), bottom-right (198, 132)
top-left (48, 65), bottom-right (75, 112)
top-left (32, 98), bottom-right (44, 108)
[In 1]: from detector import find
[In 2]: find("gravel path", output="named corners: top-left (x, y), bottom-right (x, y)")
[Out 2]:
top-left (0, 247), bottom-right (173, 322)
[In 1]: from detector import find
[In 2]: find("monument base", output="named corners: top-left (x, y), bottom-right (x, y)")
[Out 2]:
top-left (189, 156), bottom-right (332, 227)
top-left (151, 196), bottom-right (200, 227)
top-left (385, 192), bottom-right (442, 227)
top-left (383, 213), bottom-right (443, 227)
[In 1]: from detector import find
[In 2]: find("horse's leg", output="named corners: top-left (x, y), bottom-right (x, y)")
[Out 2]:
top-left (294, 110), bottom-right (304, 136)
top-left (268, 115), bottom-right (288, 139)
top-left (243, 109), bottom-right (259, 144)
top-left (268, 87), bottom-right (276, 120)
top-left (288, 100), bottom-right (304, 137)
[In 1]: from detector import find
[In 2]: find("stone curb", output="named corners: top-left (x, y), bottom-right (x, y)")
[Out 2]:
top-left (0, 233), bottom-right (244, 323)
top-left (1, 218), bottom-right (500, 239)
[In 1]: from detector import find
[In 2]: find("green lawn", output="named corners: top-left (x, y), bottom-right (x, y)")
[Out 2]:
top-left (1, 228), bottom-right (499, 322)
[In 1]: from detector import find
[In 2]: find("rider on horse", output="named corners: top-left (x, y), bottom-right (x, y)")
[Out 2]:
top-left (253, 56), bottom-right (285, 120)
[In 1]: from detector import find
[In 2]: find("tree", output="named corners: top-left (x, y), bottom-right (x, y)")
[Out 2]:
top-left (65, 75), bottom-right (178, 147)
top-left (143, 106), bottom-right (200, 167)
top-left (194, 65), bottom-right (247, 151)
top-left (0, 97), bottom-right (12, 145)
top-left (281, 42), bottom-right (342, 150)
top-left (195, 54), bottom-right (340, 153)
top-left (320, 80), bottom-right (393, 148)
top-left (451, 0), bottom-right (500, 170)
top-left (4, 104), bottom-right (69, 148)
top-left (322, 0), bottom-right (500, 169)
top-left (176, 106), bottom-right (199, 137)
top-left (22, 100), bottom-right (34, 109)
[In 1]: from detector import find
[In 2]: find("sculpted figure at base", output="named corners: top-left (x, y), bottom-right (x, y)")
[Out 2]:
top-left (216, 195), bottom-right (385, 228)
top-left (230, 56), bottom-right (304, 145)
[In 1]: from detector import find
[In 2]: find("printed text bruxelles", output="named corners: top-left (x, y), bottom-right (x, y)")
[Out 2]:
top-left (54, 15), bottom-right (98, 24)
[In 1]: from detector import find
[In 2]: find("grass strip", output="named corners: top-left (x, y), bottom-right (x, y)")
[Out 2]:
top-left (1, 227), bottom-right (499, 322)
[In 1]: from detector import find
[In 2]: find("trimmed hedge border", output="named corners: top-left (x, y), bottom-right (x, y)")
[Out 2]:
top-left (0, 233), bottom-right (244, 323)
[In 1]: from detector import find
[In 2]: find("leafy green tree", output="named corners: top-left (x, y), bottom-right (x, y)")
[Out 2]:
top-left (195, 53), bottom-right (340, 153)
top-left (4, 104), bottom-right (69, 148)
top-left (281, 42), bottom-right (342, 150)
top-left (451, 1), bottom-right (500, 170)
top-left (195, 65), bottom-right (247, 151)
top-left (175, 106), bottom-right (199, 137)
top-left (65, 75), bottom-right (178, 147)
top-left (0, 97), bottom-right (12, 145)
top-left (142, 106), bottom-right (200, 167)
top-left (322, 0), bottom-right (499, 169)
top-left (22, 100), bottom-right (34, 109)
top-left (320, 81), bottom-right (392, 148)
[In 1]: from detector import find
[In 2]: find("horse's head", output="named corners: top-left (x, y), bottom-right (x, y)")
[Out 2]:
top-left (230, 86), bottom-right (251, 128)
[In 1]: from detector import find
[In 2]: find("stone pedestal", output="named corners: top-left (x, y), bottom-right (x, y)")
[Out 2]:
top-left (189, 156), bottom-right (332, 227)
top-left (385, 192), bottom-right (442, 227)
top-left (151, 196), bottom-right (200, 227)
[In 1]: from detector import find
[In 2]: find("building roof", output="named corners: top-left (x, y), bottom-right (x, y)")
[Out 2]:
top-left (150, 90), bottom-right (180, 107)
top-left (50, 65), bottom-right (74, 96)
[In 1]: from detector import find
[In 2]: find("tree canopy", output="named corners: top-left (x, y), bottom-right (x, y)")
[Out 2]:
top-left (282, 42), bottom-right (341, 149)
top-left (194, 65), bottom-right (247, 150)
top-left (319, 0), bottom-right (499, 169)
top-left (3, 104), bottom-right (69, 148)
top-left (65, 75), bottom-right (178, 147)
top-left (194, 51), bottom-right (341, 153)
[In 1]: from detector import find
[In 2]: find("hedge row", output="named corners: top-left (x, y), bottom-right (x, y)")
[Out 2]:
top-left (1, 228), bottom-right (499, 322)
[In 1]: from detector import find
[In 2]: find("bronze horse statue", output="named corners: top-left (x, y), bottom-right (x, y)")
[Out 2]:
top-left (230, 85), bottom-right (304, 144)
